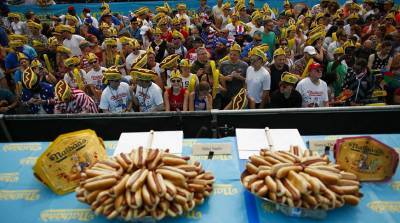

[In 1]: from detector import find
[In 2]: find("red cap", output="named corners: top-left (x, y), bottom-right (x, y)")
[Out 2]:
top-left (83, 8), bottom-right (90, 13)
top-left (309, 62), bottom-right (322, 70)
top-left (68, 6), bottom-right (75, 11)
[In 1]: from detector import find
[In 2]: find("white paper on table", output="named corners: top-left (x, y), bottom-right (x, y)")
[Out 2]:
top-left (236, 128), bottom-right (307, 159)
top-left (113, 131), bottom-right (183, 156)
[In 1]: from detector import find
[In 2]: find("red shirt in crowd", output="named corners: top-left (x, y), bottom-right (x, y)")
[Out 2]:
top-left (167, 88), bottom-right (186, 111)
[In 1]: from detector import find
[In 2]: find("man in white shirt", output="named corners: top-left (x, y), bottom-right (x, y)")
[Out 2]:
top-left (296, 62), bottom-right (329, 107)
top-left (84, 53), bottom-right (105, 103)
top-left (61, 25), bottom-right (85, 56)
top-left (133, 68), bottom-right (164, 112)
top-left (246, 48), bottom-right (271, 108)
top-left (8, 13), bottom-right (27, 35)
top-left (212, 0), bottom-right (224, 19)
top-left (246, 13), bottom-right (264, 37)
top-left (126, 42), bottom-right (146, 72)
top-left (100, 67), bottom-right (133, 113)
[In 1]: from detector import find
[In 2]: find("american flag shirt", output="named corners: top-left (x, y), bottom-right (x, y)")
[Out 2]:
top-left (54, 89), bottom-right (99, 114)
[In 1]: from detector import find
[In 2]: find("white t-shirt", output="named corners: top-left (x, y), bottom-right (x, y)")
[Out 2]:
top-left (126, 50), bottom-right (146, 71)
top-left (246, 22), bottom-right (264, 37)
top-left (174, 46), bottom-right (188, 58)
top-left (225, 23), bottom-right (237, 39)
top-left (64, 69), bottom-right (87, 89)
top-left (246, 66), bottom-right (271, 103)
top-left (176, 13), bottom-right (190, 27)
top-left (212, 5), bottom-right (223, 19)
top-left (84, 67), bottom-right (106, 90)
top-left (11, 21), bottom-right (25, 35)
top-left (182, 73), bottom-right (199, 89)
top-left (99, 82), bottom-right (132, 113)
top-left (63, 35), bottom-right (85, 56)
top-left (295, 77), bottom-right (328, 107)
top-left (136, 82), bottom-right (163, 112)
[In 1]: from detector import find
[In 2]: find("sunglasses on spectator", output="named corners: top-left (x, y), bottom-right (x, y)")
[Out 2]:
top-left (281, 42), bottom-right (288, 46)
top-left (171, 79), bottom-right (181, 83)
top-left (89, 60), bottom-right (97, 64)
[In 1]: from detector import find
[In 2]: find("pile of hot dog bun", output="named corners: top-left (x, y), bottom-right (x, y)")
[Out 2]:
top-left (76, 148), bottom-right (214, 220)
top-left (241, 147), bottom-right (362, 210)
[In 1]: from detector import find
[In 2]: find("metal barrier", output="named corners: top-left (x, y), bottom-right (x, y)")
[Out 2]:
top-left (1, 106), bottom-right (400, 142)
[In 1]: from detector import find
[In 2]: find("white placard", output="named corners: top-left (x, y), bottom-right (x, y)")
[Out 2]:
top-left (236, 128), bottom-right (307, 159)
top-left (113, 131), bottom-right (183, 156)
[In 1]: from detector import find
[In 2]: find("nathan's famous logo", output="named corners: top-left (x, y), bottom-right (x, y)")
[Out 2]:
top-left (47, 139), bottom-right (87, 163)
top-left (0, 190), bottom-right (40, 201)
top-left (212, 184), bottom-right (238, 196)
top-left (348, 142), bottom-right (384, 156)
top-left (368, 201), bottom-right (400, 213)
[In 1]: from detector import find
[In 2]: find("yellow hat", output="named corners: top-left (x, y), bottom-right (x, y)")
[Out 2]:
top-left (347, 13), bottom-right (359, 20)
top-left (160, 54), bottom-right (181, 70)
top-left (170, 69), bottom-right (182, 80)
top-left (104, 38), bottom-right (117, 47)
top-left (308, 25), bottom-right (325, 37)
top-left (103, 66), bottom-right (122, 84)
top-left (254, 44), bottom-right (270, 53)
top-left (172, 30), bottom-right (184, 40)
top-left (56, 46), bottom-right (72, 55)
top-left (99, 22), bottom-right (110, 30)
top-left (281, 72), bottom-right (298, 84)
top-left (48, 37), bottom-right (59, 48)
top-left (119, 36), bottom-right (133, 45)
top-left (285, 10), bottom-right (293, 16)
top-left (157, 17), bottom-right (169, 26)
top-left (86, 53), bottom-right (98, 63)
top-left (249, 47), bottom-right (267, 62)
top-left (343, 40), bottom-right (355, 50)
top-left (306, 31), bottom-right (325, 45)
top-left (287, 24), bottom-right (296, 33)
top-left (284, 0), bottom-right (290, 6)
top-left (262, 3), bottom-right (270, 12)
top-left (230, 43), bottom-right (242, 52)
top-left (65, 14), bottom-right (79, 24)
top-left (351, 3), bottom-right (362, 11)
top-left (251, 11), bottom-right (263, 21)
top-left (17, 52), bottom-right (28, 61)
top-left (130, 67), bottom-right (156, 81)
top-left (171, 17), bottom-right (180, 25)
top-left (130, 38), bottom-right (140, 48)
top-left (273, 47), bottom-right (286, 57)
top-left (235, 3), bottom-right (245, 12)
top-left (9, 34), bottom-right (28, 44)
top-left (147, 46), bottom-right (155, 55)
top-left (232, 88), bottom-right (248, 110)
top-left (30, 59), bottom-right (43, 68)
top-left (9, 40), bottom-right (24, 48)
top-left (179, 59), bottom-right (191, 68)
top-left (55, 80), bottom-right (72, 102)
top-left (385, 13), bottom-right (395, 20)
top-left (103, 27), bottom-right (118, 37)
top-left (334, 47), bottom-right (344, 55)
top-left (59, 24), bottom-right (75, 33)
top-left (305, 11), bottom-right (312, 18)
top-left (53, 25), bottom-right (62, 36)
top-left (135, 7), bottom-right (149, 16)
top-left (315, 12), bottom-right (325, 21)
top-left (101, 9), bottom-right (112, 17)
top-left (32, 40), bottom-right (45, 48)
top-left (22, 67), bottom-right (38, 89)
top-left (156, 6), bottom-right (169, 14)
top-left (27, 21), bottom-right (42, 30)
top-left (131, 53), bottom-right (148, 69)
top-left (153, 27), bottom-right (162, 35)
top-left (249, 0), bottom-right (255, 5)
top-left (64, 56), bottom-right (81, 68)
top-left (8, 12), bottom-right (21, 20)
top-left (177, 3), bottom-right (186, 10)
top-left (101, 2), bottom-right (110, 10)
top-left (222, 2), bottom-right (231, 10)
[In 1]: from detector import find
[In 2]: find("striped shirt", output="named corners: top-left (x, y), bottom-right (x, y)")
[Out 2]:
top-left (55, 89), bottom-right (98, 114)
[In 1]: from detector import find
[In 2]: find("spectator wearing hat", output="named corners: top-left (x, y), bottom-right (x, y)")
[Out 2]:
top-left (61, 25), bottom-right (85, 56)
top-left (327, 29), bottom-right (347, 61)
top-left (132, 68), bottom-right (164, 112)
top-left (150, 28), bottom-right (167, 63)
top-left (267, 48), bottom-right (290, 94)
top-left (82, 8), bottom-right (99, 29)
top-left (241, 31), bottom-right (263, 61)
top-left (246, 11), bottom-right (264, 37)
top-left (63, 56), bottom-right (86, 91)
top-left (189, 81), bottom-right (213, 111)
top-left (20, 67), bottom-right (55, 114)
top-left (327, 47), bottom-right (348, 97)
top-left (176, 4), bottom-right (191, 27)
top-left (296, 62), bottom-right (329, 107)
top-left (30, 59), bottom-right (57, 85)
top-left (171, 31), bottom-right (187, 58)
top-left (220, 43), bottom-right (248, 106)
top-left (246, 47), bottom-right (271, 108)
top-left (290, 46), bottom-right (317, 76)
top-left (99, 66), bottom-right (133, 113)
top-left (54, 79), bottom-right (98, 114)
top-left (343, 58), bottom-right (375, 105)
top-left (270, 72), bottom-right (302, 108)
top-left (179, 59), bottom-right (199, 93)
top-left (164, 70), bottom-right (189, 111)
top-left (84, 53), bottom-right (105, 104)
top-left (125, 39), bottom-right (146, 72)
top-left (224, 87), bottom-right (256, 110)
top-left (8, 13), bottom-right (27, 35)
top-left (59, 6), bottom-right (82, 26)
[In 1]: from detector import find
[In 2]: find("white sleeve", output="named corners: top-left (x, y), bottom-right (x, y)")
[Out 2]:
top-left (99, 89), bottom-right (109, 110)
top-left (322, 83), bottom-right (329, 102)
top-left (295, 82), bottom-right (303, 95)
top-left (152, 86), bottom-right (164, 106)
top-left (262, 71), bottom-right (271, 91)
top-left (83, 71), bottom-right (92, 85)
